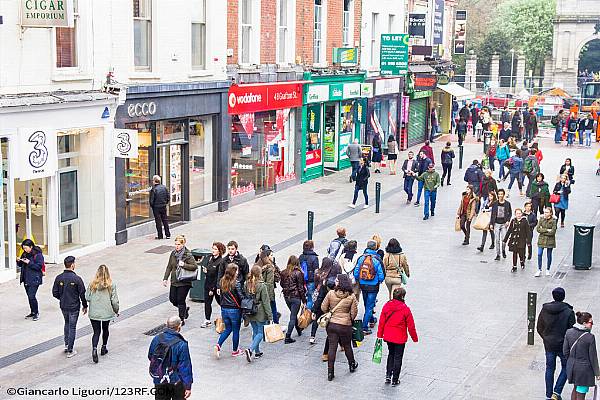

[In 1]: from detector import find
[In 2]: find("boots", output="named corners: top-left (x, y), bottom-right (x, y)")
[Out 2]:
top-left (349, 361), bottom-right (358, 373)
top-left (328, 368), bottom-right (335, 381)
top-left (92, 348), bottom-right (98, 364)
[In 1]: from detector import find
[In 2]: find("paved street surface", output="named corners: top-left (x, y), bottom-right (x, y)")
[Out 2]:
top-left (1, 134), bottom-right (599, 400)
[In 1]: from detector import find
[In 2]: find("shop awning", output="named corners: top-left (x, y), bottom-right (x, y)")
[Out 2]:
top-left (436, 83), bottom-right (475, 100)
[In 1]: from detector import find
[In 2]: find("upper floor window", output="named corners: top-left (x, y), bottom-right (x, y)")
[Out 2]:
top-left (370, 12), bottom-right (379, 66)
top-left (278, 0), bottom-right (289, 63)
top-left (314, 0), bottom-right (323, 64)
top-left (240, 0), bottom-right (253, 64)
top-left (191, 0), bottom-right (206, 69)
top-left (133, 0), bottom-right (152, 70)
top-left (342, 0), bottom-right (351, 47)
top-left (388, 14), bottom-right (395, 33)
top-left (56, 0), bottom-right (78, 68)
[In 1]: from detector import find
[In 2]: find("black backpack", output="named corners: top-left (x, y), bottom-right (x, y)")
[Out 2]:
top-left (568, 119), bottom-right (578, 132)
top-left (149, 334), bottom-right (181, 382)
top-left (551, 114), bottom-right (559, 126)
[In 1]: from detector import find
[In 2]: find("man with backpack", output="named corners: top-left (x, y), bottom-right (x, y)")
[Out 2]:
top-left (148, 316), bottom-right (193, 400)
top-left (522, 151), bottom-right (540, 197)
top-left (353, 241), bottom-right (385, 335)
top-left (464, 160), bottom-right (484, 195)
top-left (299, 240), bottom-right (320, 310)
top-left (566, 113), bottom-right (579, 147)
top-left (551, 110), bottom-right (565, 144)
top-left (327, 227), bottom-right (348, 261)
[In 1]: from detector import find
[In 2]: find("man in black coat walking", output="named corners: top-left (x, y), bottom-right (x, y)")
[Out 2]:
top-left (149, 175), bottom-right (170, 240)
top-left (536, 287), bottom-right (576, 400)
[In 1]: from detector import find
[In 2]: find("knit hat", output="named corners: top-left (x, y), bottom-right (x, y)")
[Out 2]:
top-left (552, 287), bottom-right (566, 302)
top-left (366, 240), bottom-right (377, 250)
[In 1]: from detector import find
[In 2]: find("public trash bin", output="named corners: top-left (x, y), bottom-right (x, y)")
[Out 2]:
top-left (483, 130), bottom-right (492, 155)
top-left (573, 223), bottom-right (595, 270)
top-left (190, 248), bottom-right (211, 301)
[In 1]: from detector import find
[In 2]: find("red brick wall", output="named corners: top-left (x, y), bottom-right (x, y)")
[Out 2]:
top-left (326, 0), bottom-right (342, 65)
top-left (260, 0), bottom-right (276, 63)
top-left (353, 0), bottom-right (362, 62)
top-left (227, 0), bottom-right (238, 64)
top-left (295, 0), bottom-right (315, 65)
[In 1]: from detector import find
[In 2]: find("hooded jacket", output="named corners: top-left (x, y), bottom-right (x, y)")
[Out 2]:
top-left (299, 250), bottom-right (319, 283)
top-left (353, 249), bottom-right (385, 289)
top-left (536, 300), bottom-right (575, 353)
top-left (440, 147), bottom-right (455, 165)
top-left (464, 164), bottom-right (484, 188)
top-left (416, 170), bottom-right (441, 191)
top-left (18, 248), bottom-right (44, 287)
top-left (148, 329), bottom-right (193, 390)
top-left (528, 180), bottom-right (550, 201)
top-left (376, 299), bottom-right (418, 345)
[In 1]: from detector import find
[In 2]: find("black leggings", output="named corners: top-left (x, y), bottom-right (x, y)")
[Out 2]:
top-left (386, 342), bottom-right (406, 382)
top-left (460, 214), bottom-right (471, 241)
top-left (441, 164), bottom-right (452, 183)
top-left (554, 207), bottom-right (566, 224)
top-left (169, 285), bottom-right (191, 321)
top-left (91, 320), bottom-right (110, 348)
top-left (204, 286), bottom-right (220, 321)
top-left (512, 248), bottom-right (526, 267)
top-left (481, 229), bottom-right (495, 246)
top-left (326, 322), bottom-right (355, 370)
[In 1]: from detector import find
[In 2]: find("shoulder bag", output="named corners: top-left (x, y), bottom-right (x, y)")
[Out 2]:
top-left (175, 255), bottom-right (198, 282)
top-left (318, 296), bottom-right (350, 328)
top-left (390, 254), bottom-right (408, 285)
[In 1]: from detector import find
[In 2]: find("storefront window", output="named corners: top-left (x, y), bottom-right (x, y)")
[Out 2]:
top-left (158, 119), bottom-right (185, 143)
top-left (305, 104), bottom-right (322, 169)
top-left (340, 100), bottom-right (355, 163)
top-left (189, 117), bottom-right (213, 208)
top-left (367, 97), bottom-right (398, 147)
top-left (2, 139), bottom-right (10, 269)
top-left (124, 122), bottom-right (153, 226)
top-left (323, 104), bottom-right (337, 164)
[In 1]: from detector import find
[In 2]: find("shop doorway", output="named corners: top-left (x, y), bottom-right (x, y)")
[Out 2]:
top-left (14, 178), bottom-right (49, 255)
top-left (157, 144), bottom-right (183, 223)
top-left (323, 103), bottom-right (339, 169)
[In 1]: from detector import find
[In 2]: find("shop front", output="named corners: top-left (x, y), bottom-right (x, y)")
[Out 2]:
top-left (405, 72), bottom-right (437, 147)
top-left (114, 81), bottom-right (230, 244)
top-left (302, 73), bottom-right (366, 182)
top-left (227, 82), bottom-right (304, 203)
top-left (365, 77), bottom-right (405, 152)
top-left (0, 93), bottom-right (118, 282)
top-left (434, 82), bottom-right (476, 134)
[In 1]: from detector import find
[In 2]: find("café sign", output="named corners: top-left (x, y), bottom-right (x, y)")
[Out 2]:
top-left (21, 0), bottom-right (74, 28)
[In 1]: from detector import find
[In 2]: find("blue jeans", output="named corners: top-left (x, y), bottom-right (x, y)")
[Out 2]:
top-left (270, 299), bottom-right (279, 324)
top-left (306, 282), bottom-right (316, 310)
top-left (249, 321), bottom-right (266, 353)
top-left (350, 161), bottom-right (360, 181)
top-left (62, 309), bottom-right (80, 352)
top-left (416, 180), bottom-right (425, 203)
top-left (567, 131), bottom-right (575, 145)
top-left (554, 127), bottom-right (562, 143)
top-left (578, 130), bottom-right (584, 145)
top-left (404, 176), bottom-right (415, 201)
top-left (488, 156), bottom-right (495, 171)
top-left (538, 247), bottom-right (553, 271)
top-left (218, 308), bottom-right (242, 351)
top-left (508, 173), bottom-right (522, 191)
top-left (585, 130), bottom-right (592, 146)
top-left (424, 190), bottom-right (437, 218)
top-left (361, 289), bottom-right (378, 331)
top-left (498, 160), bottom-right (507, 180)
top-left (24, 284), bottom-right (39, 315)
top-left (352, 185), bottom-right (368, 205)
top-left (545, 351), bottom-right (567, 398)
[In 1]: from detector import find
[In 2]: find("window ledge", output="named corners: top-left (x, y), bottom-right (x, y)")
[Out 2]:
top-left (51, 72), bottom-right (93, 82)
top-left (129, 71), bottom-right (161, 80)
top-left (188, 70), bottom-right (213, 78)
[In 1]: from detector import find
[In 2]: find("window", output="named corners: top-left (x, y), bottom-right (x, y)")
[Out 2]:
top-left (370, 13), bottom-right (379, 67)
top-left (314, 0), bottom-right (323, 64)
top-left (388, 14), bottom-right (395, 33)
top-left (240, 0), bottom-right (252, 63)
top-left (60, 171), bottom-right (78, 223)
top-left (56, 0), bottom-right (78, 68)
top-left (278, 0), bottom-right (288, 63)
top-left (191, 0), bottom-right (206, 69)
top-left (133, 0), bottom-right (152, 69)
top-left (342, 0), bottom-right (350, 47)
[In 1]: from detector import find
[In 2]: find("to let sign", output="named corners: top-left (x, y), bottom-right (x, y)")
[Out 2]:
top-left (228, 82), bottom-right (303, 114)
top-left (21, 0), bottom-right (74, 27)
top-left (380, 34), bottom-right (410, 76)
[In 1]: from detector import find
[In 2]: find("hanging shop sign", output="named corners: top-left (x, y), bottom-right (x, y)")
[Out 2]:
top-left (414, 75), bottom-right (438, 91)
top-left (228, 82), bottom-right (303, 114)
top-left (20, 0), bottom-right (74, 27)
top-left (113, 129), bottom-right (139, 158)
top-left (15, 128), bottom-right (58, 180)
top-left (432, 0), bottom-right (445, 57)
top-left (380, 34), bottom-right (410, 76)
top-left (375, 78), bottom-right (401, 96)
top-left (454, 10), bottom-right (467, 55)
top-left (411, 90), bottom-right (433, 100)
top-left (361, 83), bottom-right (374, 98)
top-left (332, 47), bottom-right (358, 66)
top-left (408, 13), bottom-right (426, 39)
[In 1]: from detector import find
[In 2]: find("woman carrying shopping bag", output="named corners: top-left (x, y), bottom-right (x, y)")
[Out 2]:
top-left (244, 265), bottom-right (272, 363)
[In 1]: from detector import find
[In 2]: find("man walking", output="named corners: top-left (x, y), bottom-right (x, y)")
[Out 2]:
top-left (490, 189), bottom-right (512, 261)
top-left (150, 175), bottom-right (170, 240)
top-left (417, 163), bottom-right (441, 220)
top-left (464, 160), bottom-right (484, 196)
top-left (52, 256), bottom-right (87, 358)
top-left (414, 151), bottom-right (432, 206)
top-left (346, 139), bottom-right (362, 182)
top-left (536, 287), bottom-right (575, 400)
top-left (402, 151), bottom-right (419, 204)
top-left (327, 227), bottom-right (348, 260)
top-left (148, 316), bottom-right (193, 400)
top-left (217, 241), bottom-right (250, 287)
top-left (353, 241), bottom-right (385, 335)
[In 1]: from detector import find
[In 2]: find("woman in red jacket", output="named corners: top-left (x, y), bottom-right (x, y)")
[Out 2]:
top-left (376, 287), bottom-right (418, 386)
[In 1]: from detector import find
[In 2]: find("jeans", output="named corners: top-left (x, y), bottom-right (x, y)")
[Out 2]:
top-left (350, 161), bottom-right (360, 181)
top-left (326, 322), bottom-right (355, 370)
top-left (218, 307), bottom-right (242, 351)
top-left (24, 284), bottom-right (39, 315)
top-left (416, 180), bottom-right (425, 203)
top-left (567, 131), bottom-right (575, 145)
top-left (424, 190), bottom-right (437, 218)
top-left (441, 164), bottom-right (452, 184)
top-left (488, 156), bottom-right (495, 171)
top-left (404, 176), bottom-right (415, 201)
top-left (152, 206), bottom-right (170, 239)
top-left (361, 289), bottom-right (378, 330)
top-left (545, 351), bottom-right (568, 398)
top-left (498, 161), bottom-right (507, 180)
top-left (494, 223), bottom-right (508, 257)
top-left (91, 319), bottom-right (110, 348)
top-left (585, 129), bottom-right (593, 146)
top-left (460, 214), bottom-right (471, 241)
top-left (525, 128), bottom-right (533, 142)
top-left (306, 282), bottom-right (316, 310)
top-left (352, 185), bottom-right (368, 205)
top-left (203, 286), bottom-right (220, 321)
top-left (285, 297), bottom-right (302, 338)
top-left (386, 342), bottom-right (406, 382)
top-left (249, 321), bottom-right (266, 353)
top-left (538, 247), bottom-right (554, 271)
top-left (508, 173), bottom-right (522, 191)
top-left (169, 285), bottom-right (191, 321)
top-left (481, 228), bottom-right (495, 247)
top-left (555, 127), bottom-right (563, 143)
top-left (578, 130), bottom-right (584, 145)
top-left (154, 382), bottom-right (185, 400)
top-left (270, 300), bottom-right (279, 324)
top-left (62, 309), bottom-right (80, 352)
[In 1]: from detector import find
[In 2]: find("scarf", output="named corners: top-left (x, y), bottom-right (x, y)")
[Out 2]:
top-left (174, 247), bottom-right (186, 263)
top-left (574, 323), bottom-right (590, 332)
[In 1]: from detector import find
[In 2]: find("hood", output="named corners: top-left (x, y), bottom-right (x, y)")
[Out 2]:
top-left (163, 328), bottom-right (185, 342)
top-left (543, 301), bottom-right (573, 315)
top-left (468, 164), bottom-right (479, 170)
top-left (442, 147), bottom-right (452, 152)
top-left (302, 250), bottom-right (318, 257)
top-left (363, 249), bottom-right (379, 257)
top-left (386, 299), bottom-right (407, 312)
top-left (533, 180), bottom-right (547, 187)
top-left (334, 290), bottom-right (350, 299)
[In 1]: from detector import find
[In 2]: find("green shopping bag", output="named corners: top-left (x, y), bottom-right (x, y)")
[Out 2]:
top-left (372, 338), bottom-right (383, 364)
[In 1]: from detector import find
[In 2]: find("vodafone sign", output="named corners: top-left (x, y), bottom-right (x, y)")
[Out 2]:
top-left (228, 82), bottom-right (303, 114)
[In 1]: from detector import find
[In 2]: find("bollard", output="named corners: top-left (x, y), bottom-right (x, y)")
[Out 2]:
top-left (527, 291), bottom-right (537, 345)
top-left (459, 145), bottom-right (464, 169)
top-left (375, 182), bottom-right (381, 213)
top-left (307, 211), bottom-right (314, 240)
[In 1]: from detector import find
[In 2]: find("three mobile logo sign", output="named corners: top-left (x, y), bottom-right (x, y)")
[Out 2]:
top-left (17, 128), bottom-right (58, 180)
top-left (27, 131), bottom-right (49, 169)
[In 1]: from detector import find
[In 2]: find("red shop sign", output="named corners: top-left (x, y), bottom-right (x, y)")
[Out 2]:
top-left (305, 149), bottom-right (322, 167)
top-left (228, 82), bottom-right (304, 114)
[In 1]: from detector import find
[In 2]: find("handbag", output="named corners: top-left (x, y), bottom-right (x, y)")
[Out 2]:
top-left (215, 317), bottom-right (226, 334)
top-left (241, 296), bottom-right (258, 316)
top-left (372, 338), bottom-right (383, 364)
top-left (473, 211), bottom-right (491, 230)
top-left (454, 217), bottom-right (462, 232)
top-left (549, 194), bottom-right (560, 204)
top-left (175, 256), bottom-right (198, 282)
top-left (400, 269), bottom-right (408, 285)
top-left (297, 304), bottom-right (313, 329)
top-left (317, 297), bottom-right (349, 328)
top-left (264, 322), bottom-right (285, 343)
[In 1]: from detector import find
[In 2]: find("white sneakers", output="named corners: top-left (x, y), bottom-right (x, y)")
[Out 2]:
top-left (66, 350), bottom-right (78, 358)
top-left (545, 269), bottom-right (551, 277)
top-left (363, 204), bottom-right (369, 209)
top-left (201, 320), bottom-right (212, 328)
top-left (348, 204), bottom-right (356, 209)
top-left (534, 270), bottom-right (541, 277)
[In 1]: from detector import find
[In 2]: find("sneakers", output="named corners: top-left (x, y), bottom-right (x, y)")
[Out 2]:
top-left (414, 202), bottom-right (420, 207)
top-left (284, 338), bottom-right (296, 344)
top-left (254, 352), bottom-right (263, 358)
top-left (64, 346), bottom-right (69, 353)
top-left (100, 346), bottom-right (108, 356)
top-left (385, 376), bottom-right (392, 384)
top-left (534, 270), bottom-right (541, 277)
top-left (391, 380), bottom-right (400, 387)
top-left (423, 216), bottom-right (429, 220)
top-left (244, 349), bottom-right (253, 363)
top-left (511, 267), bottom-right (517, 273)
top-left (363, 204), bottom-right (369, 209)
top-left (349, 361), bottom-right (358, 373)
top-left (25, 313), bottom-right (35, 319)
top-left (348, 204), bottom-right (356, 209)
top-left (66, 350), bottom-right (78, 358)
top-left (309, 337), bottom-right (316, 345)
top-left (201, 320), bottom-right (212, 328)
top-left (213, 344), bottom-right (221, 359)
top-left (231, 349), bottom-right (244, 357)
top-left (32, 314), bottom-right (39, 321)
top-left (431, 212), bottom-right (435, 217)
top-left (545, 269), bottom-right (551, 276)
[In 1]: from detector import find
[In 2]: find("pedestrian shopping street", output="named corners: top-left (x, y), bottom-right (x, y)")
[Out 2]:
top-left (0, 134), bottom-right (599, 400)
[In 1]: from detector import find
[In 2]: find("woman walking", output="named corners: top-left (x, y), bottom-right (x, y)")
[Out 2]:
top-left (563, 311), bottom-right (600, 399)
top-left (202, 242), bottom-right (225, 328)
top-left (496, 139), bottom-right (510, 181)
top-left (523, 202), bottom-right (538, 260)
top-left (349, 157), bottom-right (370, 209)
top-left (244, 265), bottom-right (272, 362)
top-left (372, 133), bottom-right (383, 173)
top-left (511, 110), bottom-right (523, 140)
top-left (214, 264), bottom-right (246, 358)
top-left (480, 169), bottom-right (498, 207)
top-left (529, 173), bottom-right (550, 215)
top-left (85, 265), bottom-right (119, 363)
top-left (162, 235), bottom-right (198, 326)
top-left (280, 255), bottom-right (306, 344)
top-left (377, 287), bottom-right (418, 386)
top-left (503, 208), bottom-right (532, 273)
top-left (457, 185), bottom-right (478, 245)
top-left (477, 192), bottom-right (497, 252)
top-left (18, 239), bottom-right (44, 321)
top-left (256, 245), bottom-right (279, 324)
top-left (487, 139), bottom-right (497, 171)
top-left (383, 239), bottom-right (410, 299)
top-left (321, 274), bottom-right (358, 381)
top-left (536, 207), bottom-right (557, 277)
top-left (440, 141), bottom-right (455, 186)
top-left (553, 174), bottom-right (571, 228)
top-left (387, 134), bottom-right (398, 174)
top-left (560, 158), bottom-right (575, 185)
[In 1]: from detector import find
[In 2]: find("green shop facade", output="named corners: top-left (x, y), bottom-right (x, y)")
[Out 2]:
top-left (301, 72), bottom-right (366, 183)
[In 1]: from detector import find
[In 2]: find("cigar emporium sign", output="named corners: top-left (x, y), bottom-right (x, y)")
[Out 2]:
top-left (21, 0), bottom-right (74, 28)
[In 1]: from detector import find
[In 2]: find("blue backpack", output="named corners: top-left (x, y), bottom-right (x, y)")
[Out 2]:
top-left (300, 260), bottom-right (309, 282)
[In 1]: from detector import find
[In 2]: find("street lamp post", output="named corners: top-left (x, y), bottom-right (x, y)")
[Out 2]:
top-left (509, 49), bottom-right (515, 94)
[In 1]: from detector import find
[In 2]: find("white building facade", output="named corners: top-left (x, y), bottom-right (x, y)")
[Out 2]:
top-left (360, 0), bottom-right (405, 72)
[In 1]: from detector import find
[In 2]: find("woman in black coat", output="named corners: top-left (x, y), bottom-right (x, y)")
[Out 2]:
top-left (563, 311), bottom-right (600, 399)
top-left (511, 110), bottom-right (522, 139)
top-left (503, 209), bottom-right (532, 273)
top-left (371, 134), bottom-right (383, 173)
top-left (559, 158), bottom-right (575, 184)
top-left (18, 239), bottom-right (44, 321)
top-left (202, 242), bottom-right (225, 328)
top-left (350, 157), bottom-right (370, 209)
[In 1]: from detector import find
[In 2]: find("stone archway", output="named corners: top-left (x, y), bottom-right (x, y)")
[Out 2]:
top-left (578, 38), bottom-right (600, 75)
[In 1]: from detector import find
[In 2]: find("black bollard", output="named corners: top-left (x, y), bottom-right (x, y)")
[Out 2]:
top-left (307, 211), bottom-right (314, 240)
top-left (527, 291), bottom-right (537, 345)
top-left (375, 182), bottom-right (381, 213)
top-left (459, 144), bottom-right (464, 169)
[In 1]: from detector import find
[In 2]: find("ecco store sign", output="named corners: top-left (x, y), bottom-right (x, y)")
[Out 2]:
top-left (21, 0), bottom-right (74, 27)
top-left (127, 102), bottom-right (157, 118)
top-left (228, 83), bottom-right (303, 114)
